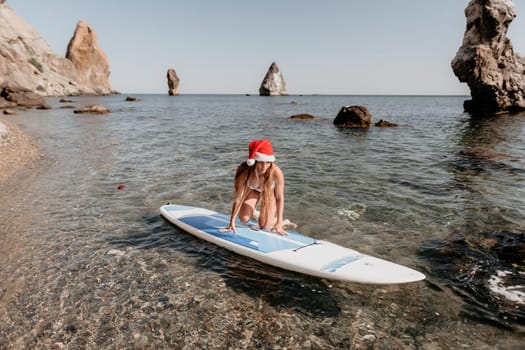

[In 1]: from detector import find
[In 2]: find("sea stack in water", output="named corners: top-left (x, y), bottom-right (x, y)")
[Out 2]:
top-left (451, 0), bottom-right (525, 114)
top-left (167, 69), bottom-right (180, 96)
top-left (259, 62), bottom-right (288, 96)
top-left (66, 21), bottom-right (113, 95)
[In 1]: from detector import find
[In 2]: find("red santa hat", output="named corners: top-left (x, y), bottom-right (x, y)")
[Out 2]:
top-left (247, 139), bottom-right (275, 166)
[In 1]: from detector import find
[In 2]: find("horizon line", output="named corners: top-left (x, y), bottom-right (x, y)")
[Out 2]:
top-left (111, 92), bottom-right (471, 97)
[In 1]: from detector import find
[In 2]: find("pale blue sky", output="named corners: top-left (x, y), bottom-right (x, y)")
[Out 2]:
top-left (7, 0), bottom-right (525, 95)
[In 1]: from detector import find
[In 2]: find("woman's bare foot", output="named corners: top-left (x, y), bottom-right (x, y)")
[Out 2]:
top-left (283, 219), bottom-right (297, 229)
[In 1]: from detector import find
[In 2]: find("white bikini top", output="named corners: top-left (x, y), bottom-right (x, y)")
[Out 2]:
top-left (247, 180), bottom-right (275, 193)
top-left (247, 181), bottom-right (263, 193)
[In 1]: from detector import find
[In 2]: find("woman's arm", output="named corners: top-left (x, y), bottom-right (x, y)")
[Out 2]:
top-left (272, 166), bottom-right (287, 235)
top-left (220, 165), bottom-right (246, 233)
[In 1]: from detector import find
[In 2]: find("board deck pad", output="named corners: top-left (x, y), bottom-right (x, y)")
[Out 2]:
top-left (160, 204), bottom-right (425, 284)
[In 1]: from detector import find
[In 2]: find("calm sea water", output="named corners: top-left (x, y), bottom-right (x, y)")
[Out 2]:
top-left (2, 94), bottom-right (525, 347)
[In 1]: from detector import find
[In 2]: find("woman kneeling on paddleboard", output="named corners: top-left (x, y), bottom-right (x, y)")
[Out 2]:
top-left (221, 139), bottom-right (293, 236)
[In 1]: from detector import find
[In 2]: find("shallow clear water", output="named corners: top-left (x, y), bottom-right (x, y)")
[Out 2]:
top-left (1, 94), bottom-right (525, 348)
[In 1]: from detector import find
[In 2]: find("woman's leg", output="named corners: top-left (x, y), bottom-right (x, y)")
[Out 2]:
top-left (258, 195), bottom-right (277, 230)
top-left (238, 190), bottom-right (259, 223)
top-left (259, 195), bottom-right (297, 230)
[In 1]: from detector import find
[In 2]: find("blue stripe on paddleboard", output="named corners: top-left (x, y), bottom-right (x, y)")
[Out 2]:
top-left (321, 255), bottom-right (364, 273)
top-left (164, 204), bottom-right (195, 211)
top-left (178, 214), bottom-right (315, 253)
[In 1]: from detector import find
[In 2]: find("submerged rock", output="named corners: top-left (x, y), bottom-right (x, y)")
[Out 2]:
top-left (74, 104), bottom-right (110, 114)
top-left (259, 62), bottom-right (288, 96)
top-left (36, 103), bottom-right (52, 110)
top-left (420, 230), bottom-right (525, 329)
top-left (289, 113), bottom-right (318, 120)
top-left (374, 119), bottom-right (398, 127)
top-left (451, 0), bottom-right (525, 114)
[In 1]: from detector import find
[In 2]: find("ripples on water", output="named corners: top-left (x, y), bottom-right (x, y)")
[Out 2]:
top-left (2, 94), bottom-right (525, 343)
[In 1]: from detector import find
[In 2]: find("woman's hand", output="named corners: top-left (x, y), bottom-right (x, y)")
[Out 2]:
top-left (272, 222), bottom-right (288, 236)
top-left (219, 224), bottom-right (236, 233)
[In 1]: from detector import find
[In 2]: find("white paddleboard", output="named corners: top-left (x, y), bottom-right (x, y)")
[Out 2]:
top-left (160, 204), bottom-right (425, 284)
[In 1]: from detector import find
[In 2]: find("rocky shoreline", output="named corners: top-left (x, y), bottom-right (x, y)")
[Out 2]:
top-left (0, 119), bottom-right (39, 186)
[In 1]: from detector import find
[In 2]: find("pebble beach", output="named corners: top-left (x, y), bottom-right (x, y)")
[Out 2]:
top-left (0, 119), bottom-right (39, 186)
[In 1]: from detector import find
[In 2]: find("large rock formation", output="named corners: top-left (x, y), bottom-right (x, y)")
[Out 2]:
top-left (167, 69), bottom-right (180, 96)
top-left (66, 21), bottom-right (113, 95)
top-left (333, 105), bottom-right (372, 128)
top-left (0, 2), bottom-right (114, 98)
top-left (259, 62), bottom-right (288, 96)
top-left (452, 0), bottom-right (525, 114)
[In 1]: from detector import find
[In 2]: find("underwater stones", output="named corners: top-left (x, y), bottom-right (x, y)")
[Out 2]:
top-left (451, 0), bottom-right (525, 114)
top-left (420, 230), bottom-right (525, 328)
top-left (374, 119), bottom-right (398, 127)
top-left (289, 113), bottom-right (318, 120)
top-left (259, 62), bottom-right (288, 96)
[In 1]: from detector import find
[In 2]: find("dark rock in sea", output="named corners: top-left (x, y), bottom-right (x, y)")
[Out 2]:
top-left (125, 96), bottom-right (140, 101)
top-left (59, 98), bottom-right (75, 103)
top-left (289, 113), bottom-right (318, 120)
top-left (59, 105), bottom-right (76, 109)
top-left (36, 103), bottom-right (52, 110)
top-left (451, 0), bottom-right (525, 114)
top-left (333, 105), bottom-right (371, 128)
top-left (74, 104), bottom-right (110, 114)
top-left (259, 62), bottom-right (288, 96)
top-left (167, 69), bottom-right (180, 96)
top-left (374, 119), bottom-right (398, 127)
top-left (420, 230), bottom-right (525, 329)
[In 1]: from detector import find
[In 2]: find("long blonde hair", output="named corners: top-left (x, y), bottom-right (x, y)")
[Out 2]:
top-left (232, 161), bottom-right (276, 219)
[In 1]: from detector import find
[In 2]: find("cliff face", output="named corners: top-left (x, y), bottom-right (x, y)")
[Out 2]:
top-left (452, 0), bottom-right (525, 114)
top-left (0, 2), bottom-right (114, 96)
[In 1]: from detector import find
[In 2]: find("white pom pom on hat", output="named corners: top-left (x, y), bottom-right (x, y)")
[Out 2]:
top-left (247, 139), bottom-right (275, 166)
